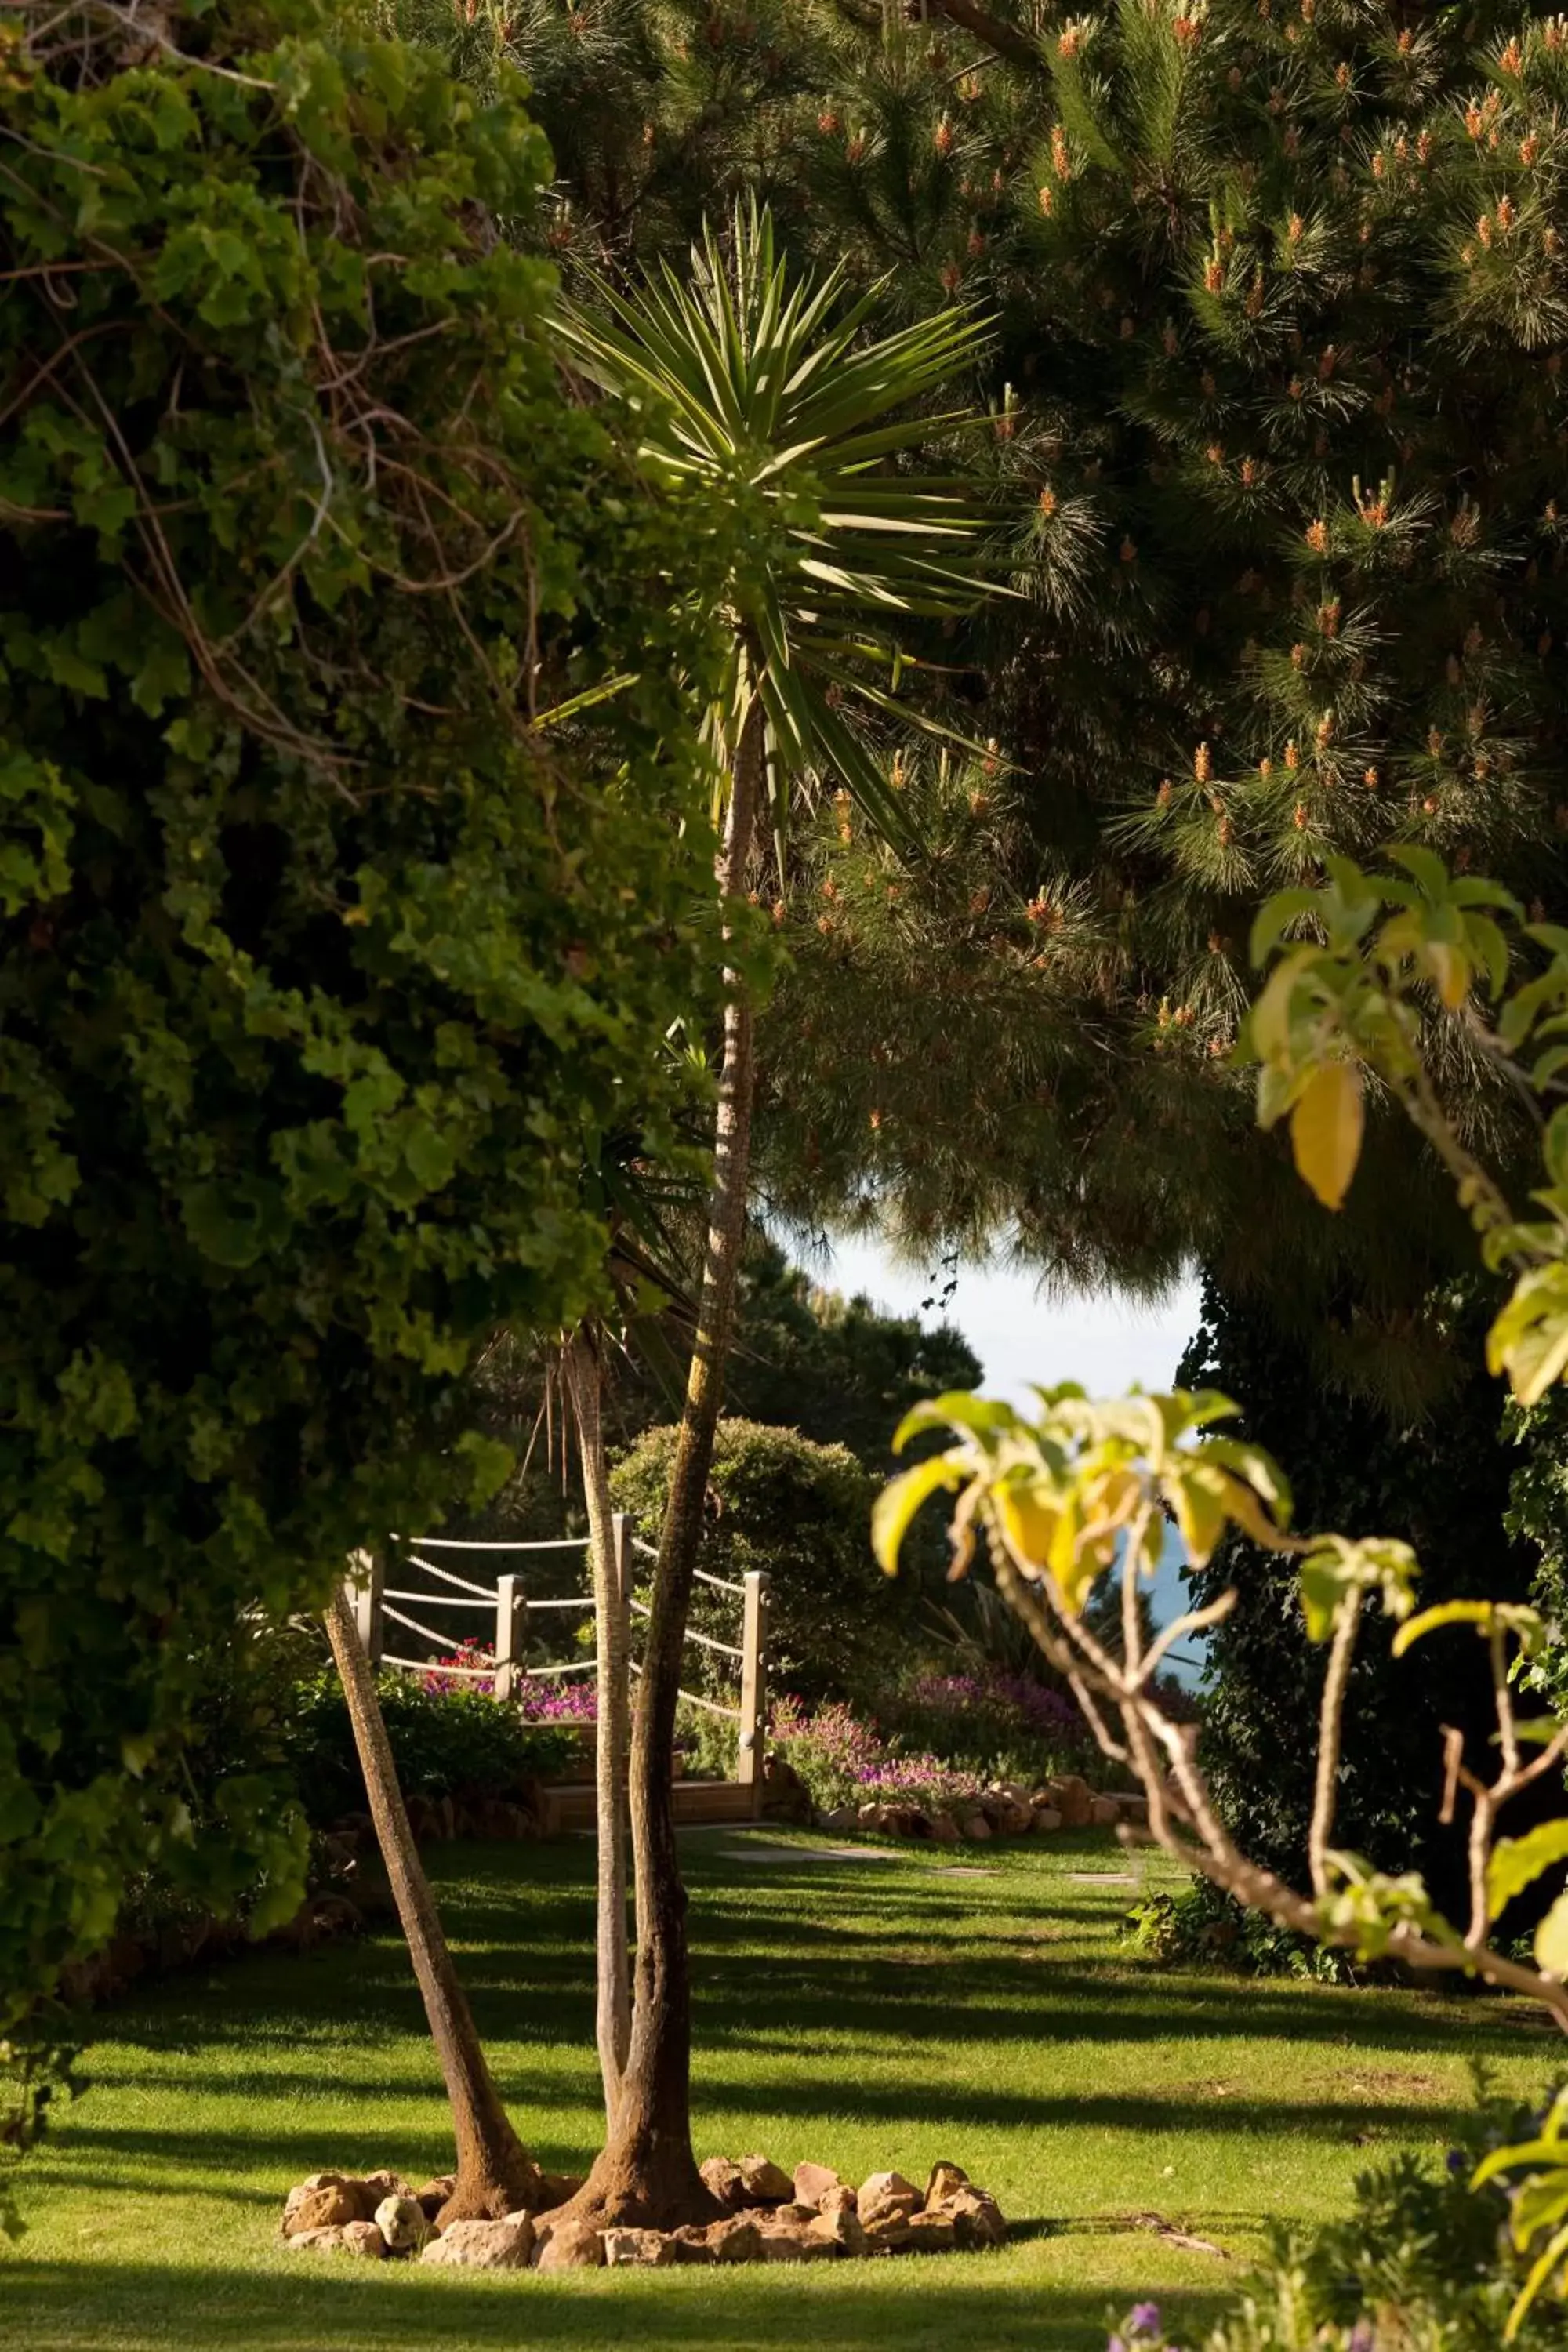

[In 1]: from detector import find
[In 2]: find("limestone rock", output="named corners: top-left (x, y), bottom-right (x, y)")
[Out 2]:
top-left (943, 2186), bottom-right (1007, 2249)
top-left (773, 2201), bottom-right (818, 2225)
top-left (281, 2179), bottom-right (369, 2238)
top-left (287, 2225), bottom-right (349, 2252)
top-left (1089, 1793), bottom-right (1120, 1827)
top-left (924, 2161), bottom-right (971, 2207)
top-left (959, 1812), bottom-right (993, 1842)
top-left (415, 2174), bottom-right (456, 2222)
top-left (537, 2170), bottom-right (586, 2211)
top-left (819, 1805), bottom-right (860, 1831)
top-left (1053, 1774), bottom-right (1093, 1828)
top-left (862, 2211), bottom-right (914, 2250)
top-left (668, 2224), bottom-right (718, 2265)
top-left (927, 1812), bottom-right (962, 1845)
top-left (374, 2194), bottom-right (425, 2252)
top-left (819, 2183), bottom-right (860, 2223)
top-left (1030, 1805), bottom-right (1062, 1832)
top-left (340, 2220), bottom-right (388, 2259)
top-left (419, 2212), bottom-right (534, 2270)
top-left (361, 2169), bottom-right (415, 2201)
top-left (905, 2210), bottom-right (957, 2252)
top-left (858, 2171), bottom-right (921, 2229)
top-left (603, 2227), bottom-right (677, 2268)
top-left (736, 2153), bottom-right (794, 2205)
top-left (699, 2156), bottom-right (747, 2209)
top-left (793, 2160), bottom-right (844, 2209)
top-left (533, 2217), bottom-right (604, 2270)
top-left (759, 2220), bottom-right (837, 2262)
top-left (811, 2203), bottom-right (867, 2256)
top-left (709, 2216), bottom-right (764, 2264)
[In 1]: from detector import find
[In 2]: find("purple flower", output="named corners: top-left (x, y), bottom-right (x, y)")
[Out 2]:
top-left (1348, 2322), bottom-right (1376, 2351)
top-left (1129, 2304), bottom-right (1162, 2336)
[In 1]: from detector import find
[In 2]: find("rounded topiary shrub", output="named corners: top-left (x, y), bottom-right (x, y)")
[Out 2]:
top-left (609, 1419), bottom-right (902, 1706)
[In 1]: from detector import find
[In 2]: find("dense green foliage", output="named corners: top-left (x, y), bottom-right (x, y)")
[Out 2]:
top-left (1168, 2081), bottom-right (1568, 2351)
top-left (1504, 1388), bottom-right (1568, 1722)
top-left (609, 1417), bottom-right (897, 1702)
top-left (1175, 1274), bottom-right (1550, 1929)
top-left (0, 0), bottom-right (724, 2094)
top-left (280, 1670), bottom-right (579, 1819)
top-left (412, 0), bottom-right (1568, 1355)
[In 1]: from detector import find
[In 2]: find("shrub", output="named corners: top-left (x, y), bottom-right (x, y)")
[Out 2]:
top-left (1120, 1882), bottom-right (1355, 1987)
top-left (1109, 2082), bottom-right (1567, 2352)
top-left (0, 0), bottom-right (724, 2084)
top-left (280, 1671), bottom-right (577, 1820)
top-left (880, 1668), bottom-right (1088, 1784)
top-left (609, 1419), bottom-right (898, 1704)
top-left (770, 1695), bottom-right (986, 1817)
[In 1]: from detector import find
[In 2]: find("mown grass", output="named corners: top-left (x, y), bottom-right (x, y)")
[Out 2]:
top-left (5, 1826), bottom-right (1556, 2350)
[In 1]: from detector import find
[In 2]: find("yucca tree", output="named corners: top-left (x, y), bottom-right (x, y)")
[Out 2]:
top-left (557, 205), bottom-right (993, 2227)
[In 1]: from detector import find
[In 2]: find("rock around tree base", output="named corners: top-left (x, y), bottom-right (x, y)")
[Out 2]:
top-left (277, 2157), bottom-right (1006, 2267)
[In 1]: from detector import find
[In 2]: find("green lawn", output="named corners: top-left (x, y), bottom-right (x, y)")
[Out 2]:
top-left (5, 1827), bottom-right (1555, 2350)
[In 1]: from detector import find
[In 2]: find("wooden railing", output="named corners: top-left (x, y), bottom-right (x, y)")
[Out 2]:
top-left (343, 1523), bottom-right (769, 1807)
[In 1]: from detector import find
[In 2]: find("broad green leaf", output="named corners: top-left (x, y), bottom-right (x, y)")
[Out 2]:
top-left (1504, 2218), bottom-right (1568, 2343)
top-left (1536, 1889), bottom-right (1568, 1977)
top-left (1488, 1820), bottom-right (1568, 1921)
top-left (873, 1454), bottom-right (964, 1574)
top-left (1394, 1599), bottom-right (1501, 1656)
top-left (1290, 1060), bottom-right (1364, 1210)
top-left (891, 1392), bottom-right (1020, 1452)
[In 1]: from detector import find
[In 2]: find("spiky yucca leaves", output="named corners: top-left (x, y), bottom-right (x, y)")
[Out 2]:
top-left (560, 202), bottom-right (992, 858)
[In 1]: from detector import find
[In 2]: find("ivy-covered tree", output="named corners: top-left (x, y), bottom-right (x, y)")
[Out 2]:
top-left (0, 0), bottom-right (726, 2192)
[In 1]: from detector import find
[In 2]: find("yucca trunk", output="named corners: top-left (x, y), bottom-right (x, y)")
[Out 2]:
top-left (322, 1590), bottom-right (541, 2224)
top-left (566, 696), bottom-right (763, 2227)
top-left (563, 1327), bottom-right (633, 2125)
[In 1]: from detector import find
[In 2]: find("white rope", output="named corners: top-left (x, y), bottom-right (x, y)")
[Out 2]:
top-left (678, 1686), bottom-right (741, 1719)
top-left (384, 1588), bottom-right (488, 1610)
top-left (521, 1658), bottom-right (597, 1679)
top-left (525, 1596), bottom-right (597, 1613)
top-left (628, 1661), bottom-right (741, 1721)
top-left (385, 1602), bottom-right (475, 1651)
top-left (693, 1566), bottom-right (746, 1597)
top-left (631, 1536), bottom-right (659, 1560)
top-left (398, 1534), bottom-right (590, 1553)
top-left (383, 1653), bottom-right (492, 1681)
top-left (682, 1625), bottom-right (744, 1661)
top-left (405, 1554), bottom-right (494, 1599)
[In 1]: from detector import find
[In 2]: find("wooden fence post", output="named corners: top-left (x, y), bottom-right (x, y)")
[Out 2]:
top-left (347, 1548), bottom-right (383, 1666)
top-left (495, 1573), bottom-right (528, 1704)
top-left (738, 1568), bottom-right (768, 1817)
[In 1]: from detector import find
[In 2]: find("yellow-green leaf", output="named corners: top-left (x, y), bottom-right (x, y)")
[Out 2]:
top-left (1488, 1820), bottom-right (1568, 1922)
top-left (1290, 1061), bottom-right (1364, 1210)
top-left (1393, 1599), bottom-right (1498, 1657)
top-left (872, 1454), bottom-right (962, 1574)
top-left (1534, 1889), bottom-right (1568, 1976)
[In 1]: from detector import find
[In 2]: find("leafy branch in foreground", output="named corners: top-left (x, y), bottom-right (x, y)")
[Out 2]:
top-left (880, 844), bottom-right (1568, 2336)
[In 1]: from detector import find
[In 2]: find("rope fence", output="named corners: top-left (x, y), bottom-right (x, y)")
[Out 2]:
top-left (343, 1516), bottom-right (768, 1803)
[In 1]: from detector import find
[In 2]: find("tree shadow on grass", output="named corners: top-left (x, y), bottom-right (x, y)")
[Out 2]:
top-left (2, 2259), bottom-right (1231, 2352)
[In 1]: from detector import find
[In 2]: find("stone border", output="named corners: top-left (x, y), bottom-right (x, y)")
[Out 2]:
top-left (278, 2158), bottom-right (1007, 2269)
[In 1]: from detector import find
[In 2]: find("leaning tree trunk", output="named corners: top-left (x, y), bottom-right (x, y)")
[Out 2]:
top-left (563, 1327), bottom-right (633, 2126)
top-left (322, 1589), bottom-right (542, 2225)
top-left (565, 694), bottom-right (764, 2230)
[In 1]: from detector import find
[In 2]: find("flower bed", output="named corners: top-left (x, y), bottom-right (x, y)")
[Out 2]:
top-left (769, 1682), bottom-right (1144, 1844)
